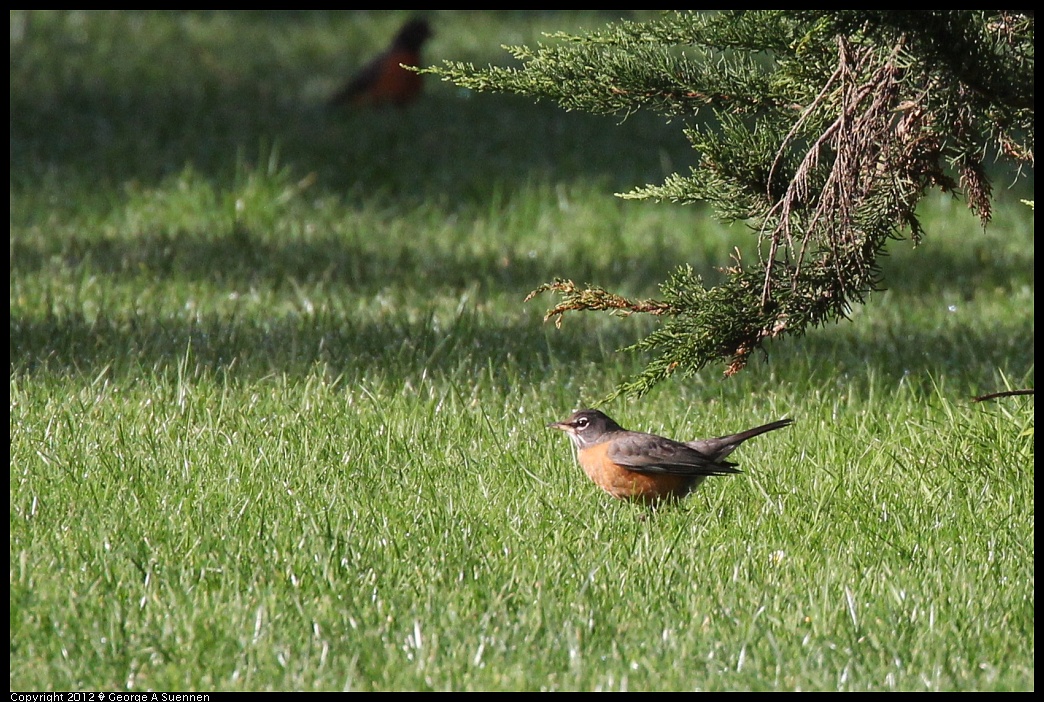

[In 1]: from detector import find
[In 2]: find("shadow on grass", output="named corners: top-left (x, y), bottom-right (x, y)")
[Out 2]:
top-left (8, 221), bottom-right (711, 300)
top-left (9, 27), bottom-right (695, 208)
top-left (9, 280), bottom-right (1034, 392)
top-left (9, 212), bottom-right (1034, 299)
top-left (8, 304), bottom-right (644, 385)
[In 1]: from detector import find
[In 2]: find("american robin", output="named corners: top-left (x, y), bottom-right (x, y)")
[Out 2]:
top-left (548, 409), bottom-right (793, 503)
top-left (328, 18), bottom-right (432, 108)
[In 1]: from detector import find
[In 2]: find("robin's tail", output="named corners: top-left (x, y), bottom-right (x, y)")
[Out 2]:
top-left (686, 418), bottom-right (793, 461)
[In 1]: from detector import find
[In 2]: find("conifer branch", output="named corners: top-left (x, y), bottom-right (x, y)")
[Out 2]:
top-left (429, 11), bottom-right (1033, 397)
top-left (524, 279), bottom-right (675, 329)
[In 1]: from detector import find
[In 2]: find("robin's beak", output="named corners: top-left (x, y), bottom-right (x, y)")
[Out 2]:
top-left (547, 420), bottom-right (570, 431)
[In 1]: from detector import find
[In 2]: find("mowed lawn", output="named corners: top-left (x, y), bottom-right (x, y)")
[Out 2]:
top-left (10, 10), bottom-right (1034, 691)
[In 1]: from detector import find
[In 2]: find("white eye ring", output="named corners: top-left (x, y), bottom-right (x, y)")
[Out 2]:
top-left (576, 417), bottom-right (589, 429)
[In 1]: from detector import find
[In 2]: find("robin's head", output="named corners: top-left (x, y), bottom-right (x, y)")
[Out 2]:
top-left (394, 18), bottom-right (432, 52)
top-left (547, 409), bottom-right (622, 449)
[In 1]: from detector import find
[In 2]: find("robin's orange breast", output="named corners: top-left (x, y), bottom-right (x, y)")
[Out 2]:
top-left (576, 441), bottom-right (705, 503)
top-left (362, 50), bottom-right (423, 106)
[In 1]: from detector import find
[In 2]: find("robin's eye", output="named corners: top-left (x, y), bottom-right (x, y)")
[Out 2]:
top-left (575, 417), bottom-right (589, 429)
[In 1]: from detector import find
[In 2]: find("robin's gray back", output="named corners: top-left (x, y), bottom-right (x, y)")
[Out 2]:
top-left (607, 431), bottom-right (741, 477)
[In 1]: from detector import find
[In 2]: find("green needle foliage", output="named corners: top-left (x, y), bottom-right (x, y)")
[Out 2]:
top-left (428, 10), bottom-right (1034, 397)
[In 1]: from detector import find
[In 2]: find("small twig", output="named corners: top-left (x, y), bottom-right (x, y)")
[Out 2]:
top-left (971, 389), bottom-right (1034, 403)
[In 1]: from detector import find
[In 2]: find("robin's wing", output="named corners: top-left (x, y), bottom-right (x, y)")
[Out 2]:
top-left (329, 48), bottom-right (424, 107)
top-left (329, 54), bottom-right (384, 106)
top-left (607, 433), bottom-right (740, 477)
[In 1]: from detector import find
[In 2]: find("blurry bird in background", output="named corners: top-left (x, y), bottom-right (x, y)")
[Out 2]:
top-left (328, 17), bottom-right (432, 109)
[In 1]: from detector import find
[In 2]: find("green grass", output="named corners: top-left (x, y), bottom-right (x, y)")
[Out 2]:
top-left (10, 10), bottom-right (1034, 691)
